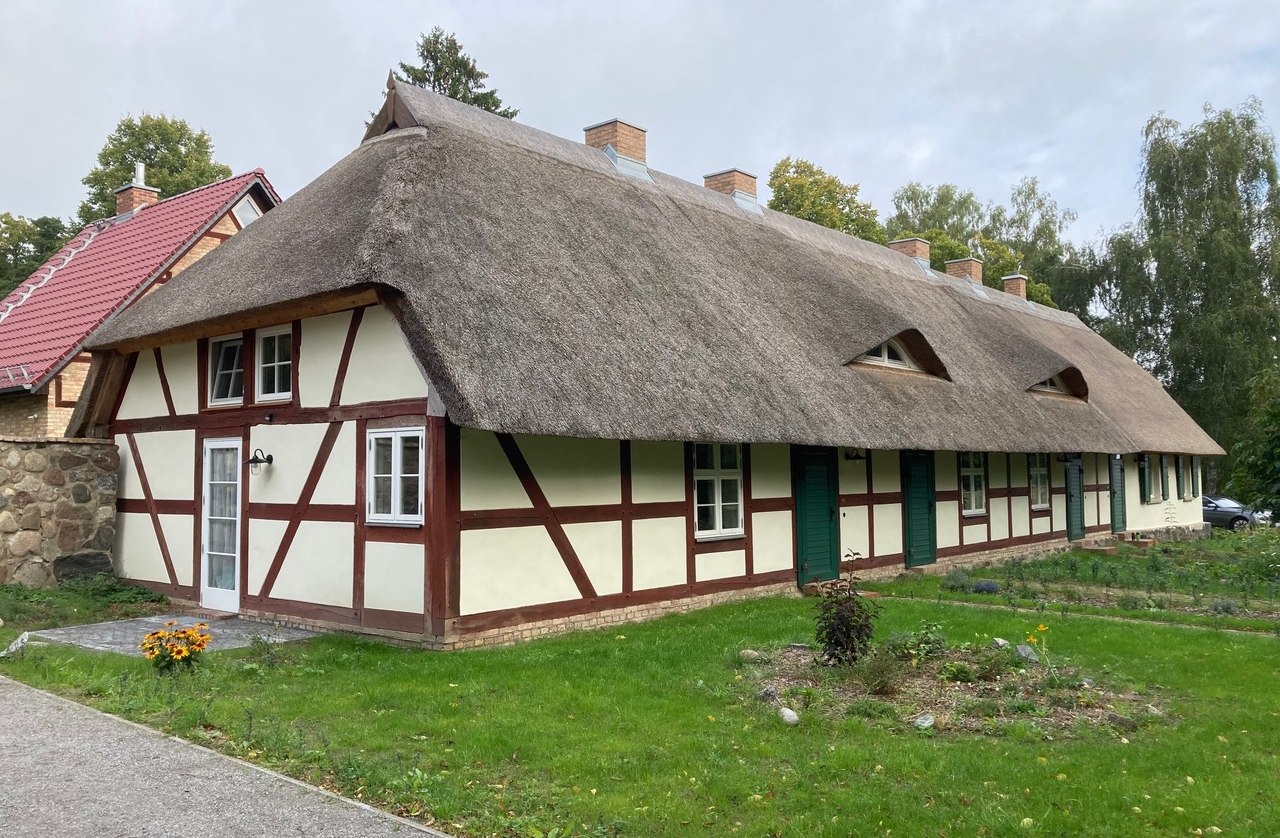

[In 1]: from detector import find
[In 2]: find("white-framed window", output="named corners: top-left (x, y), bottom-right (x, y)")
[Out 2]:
top-left (1028, 453), bottom-right (1050, 510)
top-left (208, 336), bottom-right (244, 406)
top-left (256, 326), bottom-right (292, 402)
top-left (693, 443), bottom-right (743, 539)
top-left (959, 451), bottom-right (986, 516)
top-left (366, 428), bottom-right (424, 525)
top-left (231, 196), bottom-right (262, 228)
top-left (858, 339), bottom-right (919, 370)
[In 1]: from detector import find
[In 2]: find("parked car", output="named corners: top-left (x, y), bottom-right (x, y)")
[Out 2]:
top-left (1202, 496), bottom-right (1269, 530)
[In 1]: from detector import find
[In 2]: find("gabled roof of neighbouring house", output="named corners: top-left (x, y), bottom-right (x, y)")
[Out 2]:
top-left (0, 169), bottom-right (280, 395)
top-left (83, 80), bottom-right (1223, 456)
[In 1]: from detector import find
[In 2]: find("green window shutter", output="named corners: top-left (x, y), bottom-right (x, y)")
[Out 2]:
top-left (1192, 457), bottom-right (1201, 497)
top-left (1176, 457), bottom-right (1186, 499)
top-left (1160, 455), bottom-right (1170, 500)
top-left (1139, 457), bottom-right (1151, 503)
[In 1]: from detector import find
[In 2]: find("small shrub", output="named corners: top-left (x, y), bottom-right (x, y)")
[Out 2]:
top-left (850, 647), bottom-right (904, 695)
top-left (884, 621), bottom-right (948, 666)
top-left (814, 577), bottom-right (880, 666)
top-left (975, 648), bottom-right (1011, 681)
top-left (940, 661), bottom-right (976, 683)
top-left (1007, 697), bottom-right (1038, 715)
top-left (941, 568), bottom-right (973, 592)
top-left (140, 621), bottom-right (211, 674)
top-left (961, 698), bottom-right (1002, 718)
top-left (1117, 593), bottom-right (1143, 610)
top-left (1210, 599), bottom-right (1239, 616)
top-left (972, 579), bottom-right (1002, 595)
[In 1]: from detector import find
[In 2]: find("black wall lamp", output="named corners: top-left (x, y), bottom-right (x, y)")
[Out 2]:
top-left (247, 448), bottom-right (274, 475)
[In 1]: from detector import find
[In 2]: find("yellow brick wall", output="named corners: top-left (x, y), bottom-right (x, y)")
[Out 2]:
top-left (0, 391), bottom-right (51, 438)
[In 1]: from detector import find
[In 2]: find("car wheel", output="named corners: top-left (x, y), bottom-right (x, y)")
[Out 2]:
top-left (1230, 517), bottom-right (1249, 531)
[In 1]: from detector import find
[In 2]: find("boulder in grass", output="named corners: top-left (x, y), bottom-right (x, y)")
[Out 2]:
top-left (1014, 644), bottom-right (1040, 664)
top-left (778, 707), bottom-right (800, 726)
top-left (991, 637), bottom-right (1010, 650)
top-left (739, 649), bottom-right (761, 663)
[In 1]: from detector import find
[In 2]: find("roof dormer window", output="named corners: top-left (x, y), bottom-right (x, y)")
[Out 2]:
top-left (1031, 375), bottom-right (1067, 393)
top-left (858, 339), bottom-right (920, 371)
top-left (232, 196), bottom-right (262, 228)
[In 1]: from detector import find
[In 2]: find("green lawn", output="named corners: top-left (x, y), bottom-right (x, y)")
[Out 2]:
top-left (2, 593), bottom-right (1276, 837)
top-left (0, 575), bottom-right (167, 647)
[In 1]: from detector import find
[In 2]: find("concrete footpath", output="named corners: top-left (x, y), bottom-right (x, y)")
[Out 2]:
top-left (0, 675), bottom-right (451, 838)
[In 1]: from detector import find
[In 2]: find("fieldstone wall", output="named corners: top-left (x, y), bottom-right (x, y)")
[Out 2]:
top-left (0, 437), bottom-right (119, 588)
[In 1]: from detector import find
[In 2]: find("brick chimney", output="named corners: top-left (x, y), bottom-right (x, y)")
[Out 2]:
top-left (1002, 274), bottom-right (1028, 299)
top-left (889, 237), bottom-right (930, 261)
top-left (114, 163), bottom-right (160, 214)
top-left (945, 257), bottom-right (983, 284)
top-left (703, 168), bottom-right (756, 198)
top-left (584, 119), bottom-right (646, 164)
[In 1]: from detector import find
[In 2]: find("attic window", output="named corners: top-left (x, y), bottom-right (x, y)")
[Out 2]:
top-left (232, 196), bottom-right (262, 228)
top-left (1031, 375), bottom-right (1067, 393)
top-left (1029, 367), bottom-right (1088, 400)
top-left (858, 339), bottom-right (920, 371)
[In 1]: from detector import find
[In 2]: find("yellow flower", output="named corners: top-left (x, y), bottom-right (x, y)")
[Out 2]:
top-left (1026, 635), bottom-right (1038, 645)
top-left (1036, 624), bottom-right (1048, 632)
top-left (172, 646), bottom-right (190, 660)
top-left (144, 650), bottom-right (158, 660)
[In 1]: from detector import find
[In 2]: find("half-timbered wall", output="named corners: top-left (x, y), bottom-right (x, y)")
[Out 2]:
top-left (112, 303), bottom-right (431, 635)
top-left (454, 434), bottom-right (797, 628)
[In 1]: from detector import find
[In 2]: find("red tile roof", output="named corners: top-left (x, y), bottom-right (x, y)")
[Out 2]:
top-left (0, 170), bottom-right (279, 392)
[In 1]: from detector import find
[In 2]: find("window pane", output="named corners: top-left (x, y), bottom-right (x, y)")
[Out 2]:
top-left (719, 445), bottom-right (739, 470)
top-left (401, 435), bottom-right (421, 475)
top-left (694, 444), bottom-right (713, 470)
top-left (373, 437), bottom-right (393, 476)
top-left (261, 336), bottom-right (276, 365)
top-left (373, 476), bottom-right (392, 514)
top-left (209, 448), bottom-right (236, 483)
top-left (720, 478), bottom-right (740, 506)
top-left (227, 370), bottom-right (243, 399)
top-left (721, 503), bottom-right (740, 531)
top-left (210, 484), bottom-right (236, 518)
top-left (696, 504), bottom-right (716, 532)
top-left (400, 475), bottom-right (420, 516)
top-left (260, 365), bottom-right (276, 394)
top-left (277, 360), bottom-right (291, 390)
top-left (209, 519), bottom-right (236, 555)
top-left (885, 343), bottom-right (903, 362)
top-left (207, 553), bottom-right (235, 590)
top-left (696, 478), bottom-right (715, 505)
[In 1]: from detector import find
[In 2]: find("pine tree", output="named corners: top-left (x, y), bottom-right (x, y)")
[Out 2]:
top-left (395, 28), bottom-right (517, 119)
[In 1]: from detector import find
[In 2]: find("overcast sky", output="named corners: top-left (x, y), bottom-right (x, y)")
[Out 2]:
top-left (2, 1), bottom-right (1277, 243)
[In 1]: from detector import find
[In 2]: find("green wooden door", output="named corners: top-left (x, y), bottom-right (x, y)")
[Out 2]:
top-left (1066, 454), bottom-right (1085, 541)
top-left (1109, 455), bottom-right (1127, 533)
top-left (793, 446), bottom-right (839, 584)
top-left (901, 450), bottom-right (936, 568)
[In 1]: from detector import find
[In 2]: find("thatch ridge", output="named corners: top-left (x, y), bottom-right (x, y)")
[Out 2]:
top-left (87, 83), bottom-right (1222, 456)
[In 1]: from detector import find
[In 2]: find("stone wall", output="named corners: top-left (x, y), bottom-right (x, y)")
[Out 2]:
top-left (0, 437), bottom-right (119, 588)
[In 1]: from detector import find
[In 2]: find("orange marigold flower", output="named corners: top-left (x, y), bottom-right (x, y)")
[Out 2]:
top-left (1026, 634), bottom-right (1038, 644)
top-left (1037, 624), bottom-right (1049, 632)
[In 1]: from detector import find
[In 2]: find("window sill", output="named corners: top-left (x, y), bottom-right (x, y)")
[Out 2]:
top-left (366, 520), bottom-right (424, 528)
top-left (1030, 505), bottom-right (1051, 512)
top-left (961, 511), bottom-right (987, 519)
top-left (694, 532), bottom-right (745, 543)
top-left (255, 394), bottom-right (292, 404)
top-left (207, 400), bottom-right (244, 409)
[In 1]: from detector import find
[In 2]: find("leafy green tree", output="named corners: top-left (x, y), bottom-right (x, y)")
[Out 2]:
top-left (1088, 101), bottom-right (1280, 461)
top-left (766, 157), bottom-right (886, 243)
top-left (395, 27), bottom-right (517, 118)
top-left (1228, 366), bottom-right (1280, 508)
top-left (1, 213), bottom-right (71, 297)
top-left (78, 114), bottom-right (232, 224)
top-left (886, 183), bottom-right (985, 242)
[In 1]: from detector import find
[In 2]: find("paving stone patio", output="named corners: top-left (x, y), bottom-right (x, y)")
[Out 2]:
top-left (31, 614), bottom-right (317, 656)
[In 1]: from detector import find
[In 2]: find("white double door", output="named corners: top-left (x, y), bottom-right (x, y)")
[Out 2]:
top-left (201, 439), bottom-right (242, 613)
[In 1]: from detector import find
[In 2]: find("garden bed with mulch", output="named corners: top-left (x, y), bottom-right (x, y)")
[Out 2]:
top-left (746, 629), bottom-right (1170, 739)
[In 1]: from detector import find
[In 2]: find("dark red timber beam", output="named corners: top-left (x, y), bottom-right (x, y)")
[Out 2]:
top-left (494, 432), bottom-right (598, 599)
top-left (124, 432), bottom-right (179, 586)
top-left (257, 421), bottom-right (345, 598)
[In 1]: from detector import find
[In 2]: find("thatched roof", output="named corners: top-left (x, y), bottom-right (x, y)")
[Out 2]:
top-left (85, 80), bottom-right (1223, 456)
